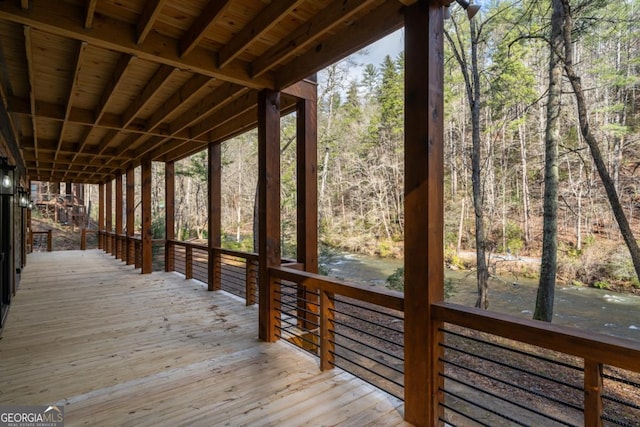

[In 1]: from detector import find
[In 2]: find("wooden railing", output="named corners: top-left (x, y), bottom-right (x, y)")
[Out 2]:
top-left (165, 239), bottom-right (259, 304)
top-left (269, 266), bottom-right (405, 399)
top-left (80, 229), bottom-right (98, 250)
top-left (432, 302), bottom-right (640, 426)
top-left (29, 230), bottom-right (52, 252)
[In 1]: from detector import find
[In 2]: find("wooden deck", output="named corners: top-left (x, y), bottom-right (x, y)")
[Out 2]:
top-left (0, 250), bottom-right (407, 426)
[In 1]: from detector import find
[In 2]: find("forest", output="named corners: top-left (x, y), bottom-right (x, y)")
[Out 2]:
top-left (141, 0), bottom-right (639, 308)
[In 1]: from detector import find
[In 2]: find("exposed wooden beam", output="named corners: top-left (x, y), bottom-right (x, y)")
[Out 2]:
top-left (21, 0), bottom-right (29, 11)
top-left (8, 96), bottom-right (207, 144)
top-left (58, 41), bottom-right (89, 178)
top-left (96, 54), bottom-right (136, 125)
top-left (137, 0), bottom-right (168, 44)
top-left (122, 65), bottom-right (178, 128)
top-left (276, 0), bottom-right (404, 89)
top-left (251, 0), bottom-right (374, 78)
top-left (23, 25), bottom-right (38, 167)
top-left (0, 0), bottom-right (273, 89)
top-left (218, 0), bottom-right (304, 69)
top-left (85, 0), bottom-right (98, 29)
top-left (145, 74), bottom-right (213, 133)
top-left (180, 0), bottom-right (232, 58)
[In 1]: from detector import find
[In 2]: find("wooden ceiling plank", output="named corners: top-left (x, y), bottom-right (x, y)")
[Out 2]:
top-left (23, 25), bottom-right (38, 167)
top-left (0, 1), bottom-right (273, 89)
top-left (276, 1), bottom-right (405, 89)
top-left (251, 0), bottom-right (375, 78)
top-left (122, 65), bottom-right (178, 128)
top-left (180, 0), bottom-right (232, 58)
top-left (56, 41), bottom-right (89, 165)
top-left (218, 0), bottom-right (304, 69)
top-left (85, 0), bottom-right (98, 29)
top-left (137, 0), bottom-right (169, 44)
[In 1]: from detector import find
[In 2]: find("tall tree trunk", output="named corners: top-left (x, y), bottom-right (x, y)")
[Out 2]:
top-left (534, 0), bottom-right (564, 322)
top-left (561, 0), bottom-right (640, 281)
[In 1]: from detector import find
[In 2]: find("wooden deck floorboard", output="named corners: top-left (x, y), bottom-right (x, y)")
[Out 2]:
top-left (0, 250), bottom-right (407, 426)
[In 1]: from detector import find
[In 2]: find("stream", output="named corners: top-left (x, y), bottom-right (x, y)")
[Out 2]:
top-left (324, 253), bottom-right (640, 341)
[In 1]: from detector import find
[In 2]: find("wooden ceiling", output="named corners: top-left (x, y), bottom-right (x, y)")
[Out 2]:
top-left (0, 0), bottom-right (411, 184)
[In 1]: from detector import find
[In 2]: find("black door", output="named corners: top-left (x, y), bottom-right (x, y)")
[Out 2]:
top-left (0, 194), bottom-right (11, 328)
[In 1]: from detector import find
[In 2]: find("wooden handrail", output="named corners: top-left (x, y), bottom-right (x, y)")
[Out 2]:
top-left (431, 301), bottom-right (640, 372)
top-left (30, 230), bottom-right (52, 252)
top-left (269, 266), bottom-right (404, 312)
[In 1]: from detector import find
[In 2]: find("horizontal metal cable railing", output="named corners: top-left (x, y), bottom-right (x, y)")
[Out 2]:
top-left (270, 266), bottom-right (405, 400)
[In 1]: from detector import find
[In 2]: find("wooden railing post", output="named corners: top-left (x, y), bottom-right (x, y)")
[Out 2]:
top-left (165, 240), bottom-right (174, 272)
top-left (185, 245), bottom-right (193, 280)
top-left (320, 290), bottom-right (335, 371)
top-left (584, 359), bottom-right (604, 427)
top-left (46, 229), bottom-right (52, 252)
top-left (81, 228), bottom-right (87, 250)
top-left (245, 258), bottom-right (257, 306)
top-left (29, 229), bottom-right (33, 253)
top-left (212, 248), bottom-right (221, 291)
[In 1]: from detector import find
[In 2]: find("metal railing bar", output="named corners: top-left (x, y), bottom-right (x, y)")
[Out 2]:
top-left (333, 297), bottom-right (404, 321)
top-left (332, 330), bottom-right (404, 360)
top-left (441, 373), bottom-right (579, 427)
top-left (330, 354), bottom-right (404, 391)
top-left (440, 402), bottom-right (491, 427)
top-left (441, 387), bottom-right (528, 427)
top-left (332, 321), bottom-right (404, 349)
top-left (441, 342), bottom-right (583, 391)
top-left (441, 356), bottom-right (583, 412)
top-left (331, 307), bottom-right (404, 334)
top-left (601, 393), bottom-right (640, 411)
top-left (600, 414), bottom-right (636, 427)
top-left (332, 341), bottom-right (404, 375)
top-left (602, 373), bottom-right (640, 389)
top-left (442, 327), bottom-right (582, 372)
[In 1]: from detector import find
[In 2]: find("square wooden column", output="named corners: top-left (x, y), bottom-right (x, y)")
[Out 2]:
top-left (208, 143), bottom-right (221, 291)
top-left (105, 179), bottom-right (113, 255)
top-left (404, 2), bottom-right (445, 426)
top-left (141, 158), bottom-right (152, 274)
top-left (296, 96), bottom-right (319, 330)
top-left (126, 168), bottom-right (135, 265)
top-left (98, 183), bottom-right (105, 249)
top-left (115, 174), bottom-right (123, 260)
top-left (165, 161), bottom-right (175, 272)
top-left (258, 89), bottom-right (281, 342)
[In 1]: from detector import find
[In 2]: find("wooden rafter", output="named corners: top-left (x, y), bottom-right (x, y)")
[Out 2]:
top-left (218, 0), bottom-right (304, 69)
top-left (96, 54), bottom-right (136, 125)
top-left (0, 0), bottom-right (272, 89)
top-left (276, 0), bottom-right (405, 89)
top-left (122, 65), bottom-right (177, 128)
top-left (251, 0), bottom-right (374, 78)
top-left (85, 0), bottom-right (98, 29)
top-left (57, 41), bottom-right (88, 180)
top-left (136, 0), bottom-right (168, 44)
top-left (23, 25), bottom-right (38, 168)
top-left (179, 0), bottom-right (231, 58)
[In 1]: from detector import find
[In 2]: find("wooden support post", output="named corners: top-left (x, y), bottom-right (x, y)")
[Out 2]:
top-left (65, 182), bottom-right (71, 196)
top-left (258, 89), bottom-right (281, 342)
top-left (141, 158), bottom-right (153, 274)
top-left (295, 95), bottom-right (319, 330)
top-left (404, 2), bottom-right (445, 426)
top-left (584, 359), bottom-right (604, 427)
top-left (319, 289), bottom-right (335, 371)
top-left (165, 162), bottom-right (175, 272)
top-left (98, 183), bottom-right (105, 250)
top-left (115, 174), bottom-right (123, 260)
top-left (46, 229), bottom-right (52, 252)
top-left (126, 168), bottom-right (135, 265)
top-left (208, 143), bottom-right (221, 291)
top-left (105, 180), bottom-right (113, 255)
top-left (81, 228), bottom-right (86, 250)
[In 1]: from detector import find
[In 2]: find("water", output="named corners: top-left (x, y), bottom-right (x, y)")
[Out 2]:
top-left (323, 253), bottom-right (640, 341)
